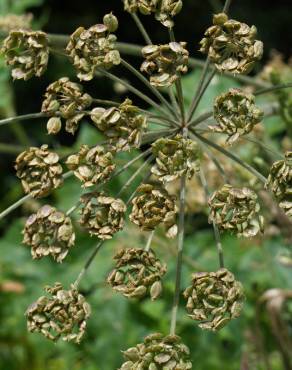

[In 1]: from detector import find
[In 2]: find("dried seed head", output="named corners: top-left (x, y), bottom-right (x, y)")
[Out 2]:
top-left (107, 248), bottom-right (167, 300)
top-left (26, 282), bottom-right (91, 343)
top-left (66, 144), bottom-right (116, 187)
top-left (151, 134), bottom-right (200, 182)
top-left (200, 13), bottom-right (263, 74)
top-left (266, 151), bottom-right (292, 218)
top-left (183, 268), bottom-right (245, 331)
top-left (122, 0), bottom-right (182, 28)
top-left (79, 192), bottom-right (126, 239)
top-left (130, 183), bottom-right (178, 238)
top-left (208, 184), bottom-right (264, 238)
top-left (66, 21), bottom-right (121, 81)
top-left (0, 13), bottom-right (32, 32)
top-left (15, 145), bottom-right (63, 198)
top-left (1, 30), bottom-right (49, 80)
top-left (141, 42), bottom-right (189, 87)
top-left (119, 333), bottom-right (192, 369)
top-left (23, 205), bottom-right (75, 262)
top-left (103, 12), bottom-right (119, 33)
top-left (212, 88), bottom-right (263, 145)
top-left (91, 98), bottom-right (147, 151)
top-left (41, 77), bottom-right (93, 135)
top-left (47, 117), bottom-right (62, 135)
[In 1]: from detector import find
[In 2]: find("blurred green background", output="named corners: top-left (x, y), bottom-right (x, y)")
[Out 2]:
top-left (0, 0), bottom-right (292, 369)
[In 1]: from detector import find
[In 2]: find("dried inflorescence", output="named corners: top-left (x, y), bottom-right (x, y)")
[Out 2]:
top-left (1, 30), bottom-right (49, 80)
top-left (66, 144), bottom-right (116, 187)
top-left (41, 77), bottom-right (93, 135)
top-left (66, 15), bottom-right (120, 81)
top-left (183, 268), bottom-right (244, 331)
top-left (120, 332), bottom-right (192, 369)
top-left (266, 151), bottom-right (292, 218)
top-left (123, 0), bottom-right (182, 28)
top-left (212, 88), bottom-right (263, 145)
top-left (107, 248), bottom-right (167, 300)
top-left (151, 134), bottom-right (200, 182)
top-left (141, 42), bottom-right (188, 87)
top-left (0, 13), bottom-right (32, 32)
top-left (26, 282), bottom-right (91, 343)
top-left (91, 98), bottom-right (147, 151)
top-left (200, 13), bottom-right (263, 74)
top-left (79, 192), bottom-right (126, 239)
top-left (15, 145), bottom-right (63, 198)
top-left (23, 205), bottom-right (75, 263)
top-left (208, 184), bottom-right (264, 237)
top-left (130, 183), bottom-right (178, 238)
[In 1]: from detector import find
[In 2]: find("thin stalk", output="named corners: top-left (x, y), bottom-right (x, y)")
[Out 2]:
top-left (243, 136), bottom-right (284, 159)
top-left (192, 130), bottom-right (267, 183)
top-left (199, 169), bottom-right (224, 268)
top-left (117, 155), bottom-right (153, 197)
top-left (131, 13), bottom-right (152, 45)
top-left (255, 82), bottom-right (292, 96)
top-left (187, 68), bottom-right (216, 124)
top-left (175, 78), bottom-right (185, 124)
top-left (188, 111), bottom-right (213, 128)
top-left (145, 230), bottom-right (155, 252)
top-left (142, 128), bottom-right (178, 144)
top-left (73, 241), bottom-right (104, 288)
top-left (0, 112), bottom-right (47, 127)
top-left (0, 143), bottom-right (27, 154)
top-left (66, 204), bottom-right (79, 216)
top-left (168, 28), bottom-right (176, 42)
top-left (99, 68), bottom-right (172, 118)
top-left (120, 58), bottom-right (178, 118)
top-left (91, 98), bottom-right (120, 107)
top-left (169, 86), bottom-right (180, 115)
top-left (223, 0), bottom-right (232, 13)
top-left (127, 170), bottom-right (152, 205)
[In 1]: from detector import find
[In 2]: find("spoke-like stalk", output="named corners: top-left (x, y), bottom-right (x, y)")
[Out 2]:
top-left (73, 240), bottom-right (104, 288)
top-left (0, 112), bottom-right (47, 127)
top-left (0, 143), bottom-right (27, 154)
top-left (145, 230), bottom-right (155, 252)
top-left (175, 78), bottom-right (185, 124)
top-left (255, 82), bottom-right (292, 96)
top-left (191, 130), bottom-right (267, 183)
top-left (223, 0), bottom-right (232, 13)
top-left (99, 68), bottom-right (173, 118)
top-left (199, 168), bottom-right (224, 268)
top-left (188, 111), bottom-right (213, 128)
top-left (131, 13), bottom-right (152, 45)
top-left (120, 58), bottom-right (178, 118)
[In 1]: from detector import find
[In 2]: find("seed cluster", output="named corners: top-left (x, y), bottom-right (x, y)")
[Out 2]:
top-left (120, 333), bottom-right (192, 369)
top-left (107, 248), bottom-right (167, 300)
top-left (200, 13), bottom-right (263, 74)
top-left (26, 282), bottom-right (91, 343)
top-left (183, 269), bottom-right (244, 331)
top-left (23, 205), bottom-right (75, 263)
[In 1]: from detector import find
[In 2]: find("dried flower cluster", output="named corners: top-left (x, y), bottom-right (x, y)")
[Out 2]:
top-left (212, 88), bottom-right (264, 145)
top-left (1, 30), bottom-right (49, 80)
top-left (120, 333), bottom-right (192, 369)
top-left (183, 269), bottom-right (244, 331)
top-left (107, 248), bottom-right (167, 300)
top-left (23, 205), bottom-right (75, 263)
top-left (208, 184), bottom-right (264, 237)
top-left (200, 13), bottom-right (263, 74)
top-left (15, 145), bottom-right (63, 198)
top-left (141, 42), bottom-right (189, 87)
top-left (26, 282), bottom-right (91, 343)
top-left (79, 192), bottom-right (126, 239)
top-left (130, 183), bottom-right (178, 238)
top-left (91, 98), bottom-right (147, 151)
top-left (266, 151), bottom-right (292, 218)
top-left (41, 77), bottom-right (93, 134)
top-left (66, 15), bottom-right (120, 81)
top-left (151, 134), bottom-right (200, 182)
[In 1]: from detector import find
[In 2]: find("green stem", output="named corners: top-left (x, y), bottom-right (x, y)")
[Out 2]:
top-left (255, 82), bottom-right (292, 96)
top-left (120, 58), bottom-right (177, 118)
top-left (175, 78), bottom-right (185, 124)
top-left (191, 130), bottom-right (267, 183)
top-left (0, 112), bottom-right (47, 127)
top-left (0, 143), bottom-right (27, 154)
top-left (131, 13), bottom-right (152, 45)
top-left (199, 169), bottom-right (224, 268)
top-left (145, 230), bottom-right (155, 252)
top-left (73, 240), bottom-right (104, 288)
top-left (188, 111), bottom-right (213, 128)
top-left (0, 194), bottom-right (31, 220)
top-left (223, 0), bottom-right (232, 13)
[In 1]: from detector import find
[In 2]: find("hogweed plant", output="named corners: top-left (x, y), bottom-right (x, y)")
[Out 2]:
top-left (0, 0), bottom-right (292, 367)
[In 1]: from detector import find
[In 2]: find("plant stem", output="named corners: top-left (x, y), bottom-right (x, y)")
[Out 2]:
top-left (0, 112), bottom-right (47, 127)
top-left (223, 0), bottom-right (232, 13)
top-left (73, 241), bottom-right (104, 288)
top-left (91, 98), bottom-right (120, 107)
top-left (255, 82), bottom-right (292, 96)
top-left (98, 68), bottom-right (172, 118)
top-left (191, 130), bottom-right (267, 183)
top-left (175, 78), bottom-right (185, 124)
top-left (120, 58), bottom-right (178, 118)
top-left (0, 143), bottom-right (27, 154)
top-left (0, 194), bottom-right (31, 220)
top-left (131, 13), bottom-right (152, 45)
top-left (199, 169), bottom-right (224, 268)
top-left (145, 230), bottom-right (155, 252)
top-left (188, 111), bottom-right (213, 128)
